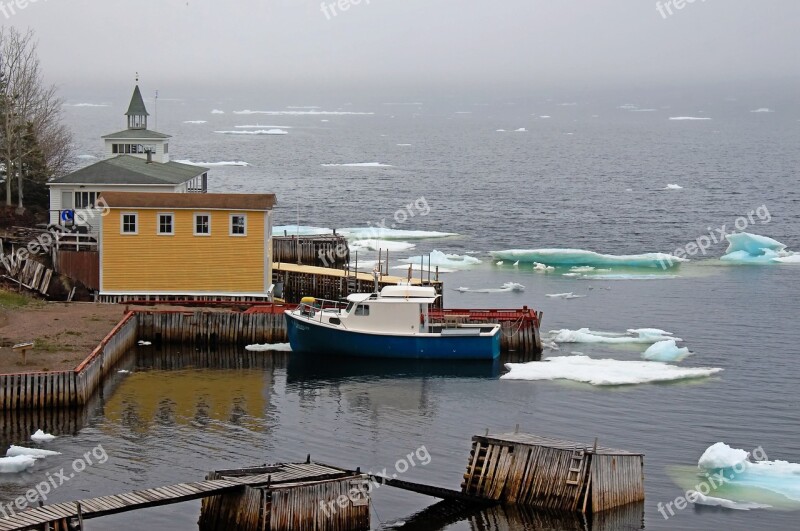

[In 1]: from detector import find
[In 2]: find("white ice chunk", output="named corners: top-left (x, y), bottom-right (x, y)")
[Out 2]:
top-left (550, 328), bottom-right (680, 344)
top-left (138, 340), bottom-right (151, 346)
top-left (31, 430), bottom-right (56, 442)
top-left (750, 108), bottom-right (774, 113)
top-left (501, 356), bottom-right (722, 386)
top-left (0, 455), bottom-right (37, 473)
top-left (321, 162), bottom-right (393, 167)
top-left (545, 293), bottom-right (584, 299)
top-left (6, 446), bottom-right (61, 458)
top-left (350, 239), bottom-right (416, 252)
top-left (245, 343), bottom-right (292, 352)
top-left (183, 120), bottom-right (207, 124)
top-left (689, 492), bottom-right (771, 510)
top-left (533, 262), bottom-right (555, 272)
top-left (642, 340), bottom-right (691, 362)
top-left (724, 233), bottom-right (786, 256)
top-left (455, 282), bottom-right (525, 293)
top-left (211, 109), bottom-right (225, 114)
top-left (699, 442), bottom-right (750, 470)
top-left (400, 250), bottom-right (481, 270)
top-left (665, 184), bottom-right (683, 190)
top-left (669, 116), bottom-right (711, 120)
top-left (174, 160), bottom-right (249, 167)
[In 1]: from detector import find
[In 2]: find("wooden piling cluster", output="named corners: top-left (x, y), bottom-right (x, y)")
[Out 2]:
top-left (273, 262), bottom-right (444, 308)
top-left (429, 308), bottom-right (542, 354)
top-left (461, 433), bottom-right (644, 514)
top-left (272, 235), bottom-right (350, 268)
top-left (200, 463), bottom-right (370, 531)
top-left (135, 307), bottom-right (291, 347)
top-left (0, 312), bottom-right (137, 411)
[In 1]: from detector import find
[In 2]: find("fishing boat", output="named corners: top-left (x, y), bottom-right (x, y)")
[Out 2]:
top-left (284, 284), bottom-right (501, 360)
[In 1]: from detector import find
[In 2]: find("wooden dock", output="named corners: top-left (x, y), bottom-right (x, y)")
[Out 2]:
top-left (0, 462), bottom-right (354, 531)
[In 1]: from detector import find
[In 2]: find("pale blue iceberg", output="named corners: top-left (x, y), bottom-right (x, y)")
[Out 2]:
top-left (550, 328), bottom-right (680, 344)
top-left (642, 340), bottom-right (691, 362)
top-left (490, 249), bottom-right (687, 269)
top-left (697, 442), bottom-right (800, 504)
top-left (720, 233), bottom-right (796, 264)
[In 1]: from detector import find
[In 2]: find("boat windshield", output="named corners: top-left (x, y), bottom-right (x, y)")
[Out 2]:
top-left (345, 301), bottom-right (355, 313)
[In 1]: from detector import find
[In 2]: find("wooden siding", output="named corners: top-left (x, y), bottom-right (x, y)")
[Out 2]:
top-left (101, 208), bottom-right (267, 294)
top-left (54, 249), bottom-right (100, 290)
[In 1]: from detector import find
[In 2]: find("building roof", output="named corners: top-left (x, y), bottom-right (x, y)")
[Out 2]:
top-left (126, 85), bottom-right (149, 117)
top-left (99, 191), bottom-right (277, 211)
top-left (49, 156), bottom-right (207, 186)
top-left (101, 129), bottom-right (171, 140)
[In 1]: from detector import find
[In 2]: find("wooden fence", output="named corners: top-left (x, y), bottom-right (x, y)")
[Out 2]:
top-left (272, 235), bottom-right (350, 268)
top-left (53, 249), bottom-right (99, 290)
top-left (135, 308), bottom-right (290, 346)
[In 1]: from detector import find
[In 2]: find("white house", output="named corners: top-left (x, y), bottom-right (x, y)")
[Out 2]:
top-left (48, 83), bottom-right (208, 230)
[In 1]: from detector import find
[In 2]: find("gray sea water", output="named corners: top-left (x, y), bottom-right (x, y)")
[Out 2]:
top-left (2, 95), bottom-right (799, 529)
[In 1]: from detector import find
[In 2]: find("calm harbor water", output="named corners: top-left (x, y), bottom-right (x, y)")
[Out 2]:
top-left (2, 96), bottom-right (799, 529)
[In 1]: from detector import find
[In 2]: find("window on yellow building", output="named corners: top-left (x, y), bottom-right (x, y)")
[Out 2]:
top-left (158, 213), bottom-right (174, 235)
top-left (230, 214), bottom-right (247, 236)
top-left (121, 213), bottom-right (138, 235)
top-left (194, 213), bottom-right (210, 236)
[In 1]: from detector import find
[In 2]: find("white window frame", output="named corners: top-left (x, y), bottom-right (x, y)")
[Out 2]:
top-left (157, 212), bottom-right (174, 236)
top-left (121, 212), bottom-right (138, 235)
top-left (229, 213), bottom-right (247, 236)
top-left (194, 212), bottom-right (211, 236)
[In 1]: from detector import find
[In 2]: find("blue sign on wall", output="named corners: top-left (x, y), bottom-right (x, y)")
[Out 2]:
top-left (61, 210), bottom-right (74, 222)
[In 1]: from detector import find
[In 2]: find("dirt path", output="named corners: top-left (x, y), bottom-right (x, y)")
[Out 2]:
top-left (0, 302), bottom-right (126, 374)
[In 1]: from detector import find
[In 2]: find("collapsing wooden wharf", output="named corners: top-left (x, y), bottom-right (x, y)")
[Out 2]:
top-left (0, 431), bottom-right (644, 531)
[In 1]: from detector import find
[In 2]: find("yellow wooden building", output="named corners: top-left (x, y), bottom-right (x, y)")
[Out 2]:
top-left (98, 191), bottom-right (276, 300)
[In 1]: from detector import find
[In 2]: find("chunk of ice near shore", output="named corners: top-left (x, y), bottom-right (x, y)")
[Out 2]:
top-left (642, 340), bottom-right (691, 362)
top-left (490, 249), bottom-right (688, 269)
top-left (501, 356), bottom-right (722, 386)
top-left (31, 430), bottom-right (56, 442)
top-left (456, 282), bottom-right (525, 294)
top-left (689, 492), bottom-right (771, 510)
top-left (720, 232), bottom-right (796, 264)
top-left (0, 455), bottom-right (37, 474)
top-left (6, 446), bottom-right (61, 458)
top-left (400, 250), bottom-right (481, 270)
top-left (549, 328), bottom-right (680, 344)
top-left (697, 442), bottom-right (800, 503)
top-left (245, 343), bottom-right (292, 352)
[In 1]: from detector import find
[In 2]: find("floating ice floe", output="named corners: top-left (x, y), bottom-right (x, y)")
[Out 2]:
top-left (350, 239), bottom-right (416, 252)
top-left (669, 116), bottom-right (711, 121)
top-left (491, 249), bottom-right (687, 269)
top-left (697, 442), bottom-right (800, 504)
top-left (235, 124), bottom-right (293, 129)
top-left (339, 228), bottom-right (456, 240)
top-left (245, 343), bottom-right (292, 352)
top-left (273, 225), bottom-right (333, 237)
top-left (234, 110), bottom-right (374, 116)
top-left (689, 492), bottom-right (771, 510)
top-left (6, 446), bottom-right (60, 458)
top-left (570, 266), bottom-right (602, 273)
top-left (545, 293), bottom-right (585, 299)
top-left (533, 262), bottom-right (555, 272)
top-left (496, 129), bottom-right (506, 132)
top-left (321, 162), bottom-right (392, 167)
top-left (514, 128), bottom-right (527, 132)
top-left (642, 340), bottom-right (691, 362)
top-left (0, 455), bottom-right (37, 474)
top-left (720, 233), bottom-right (796, 264)
top-left (750, 108), bottom-right (774, 113)
top-left (456, 282), bottom-right (525, 294)
top-left (400, 250), bottom-right (481, 270)
top-left (175, 160), bottom-right (250, 167)
top-left (501, 356), bottom-right (722, 386)
top-left (214, 129), bottom-right (288, 135)
top-left (496, 261), bottom-right (504, 265)
top-left (211, 109), bottom-right (225, 114)
top-left (539, 115), bottom-right (551, 119)
top-left (550, 328), bottom-right (680, 344)
top-left (183, 120), bottom-right (207, 124)
top-left (137, 340), bottom-right (151, 346)
top-left (31, 430), bottom-right (56, 442)
top-left (397, 143), bottom-right (412, 146)
top-left (665, 184), bottom-right (683, 190)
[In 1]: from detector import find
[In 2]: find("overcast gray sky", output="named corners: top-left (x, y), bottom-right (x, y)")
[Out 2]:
top-left (6, 0), bottom-right (799, 98)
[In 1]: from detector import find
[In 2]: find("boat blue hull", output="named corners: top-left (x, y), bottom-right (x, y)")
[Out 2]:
top-left (285, 313), bottom-right (501, 360)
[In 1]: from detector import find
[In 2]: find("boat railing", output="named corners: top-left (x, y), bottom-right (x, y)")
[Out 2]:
top-left (296, 298), bottom-right (349, 323)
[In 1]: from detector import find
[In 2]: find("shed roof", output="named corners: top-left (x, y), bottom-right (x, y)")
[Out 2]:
top-left (49, 156), bottom-right (206, 186)
top-left (99, 191), bottom-right (277, 211)
top-left (479, 433), bottom-right (644, 456)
